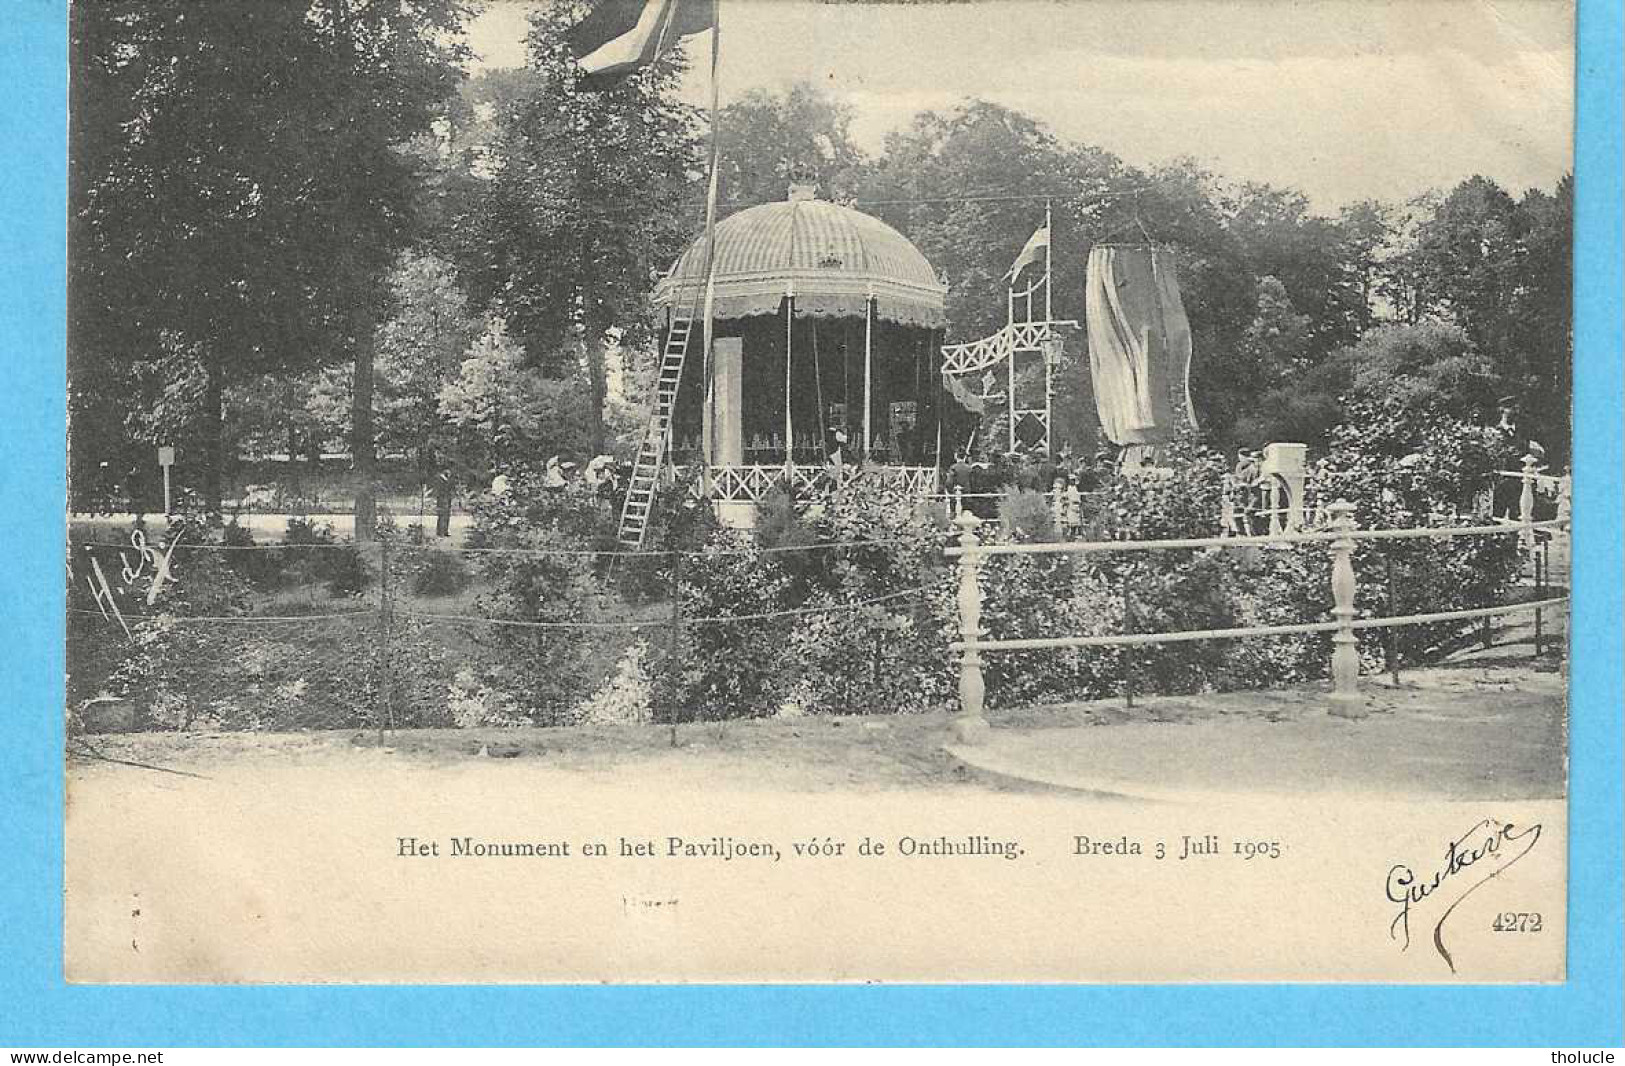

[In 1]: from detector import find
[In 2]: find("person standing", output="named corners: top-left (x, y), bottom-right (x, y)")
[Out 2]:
top-left (1234, 449), bottom-right (1262, 534)
top-left (1034, 446), bottom-right (1058, 495)
top-left (827, 428), bottom-right (849, 487)
top-left (543, 455), bottom-right (567, 496)
top-left (1062, 473), bottom-right (1083, 538)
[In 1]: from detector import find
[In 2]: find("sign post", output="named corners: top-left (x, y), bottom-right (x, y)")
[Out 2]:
top-left (157, 445), bottom-right (175, 515)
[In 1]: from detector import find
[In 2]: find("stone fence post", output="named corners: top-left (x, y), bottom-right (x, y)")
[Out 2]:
top-left (1519, 453), bottom-right (1540, 557)
top-left (952, 507), bottom-right (991, 744)
top-left (1327, 499), bottom-right (1364, 716)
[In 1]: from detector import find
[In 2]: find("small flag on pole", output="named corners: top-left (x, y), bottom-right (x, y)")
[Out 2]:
top-left (1006, 222), bottom-right (1050, 280)
top-left (567, 0), bottom-right (714, 89)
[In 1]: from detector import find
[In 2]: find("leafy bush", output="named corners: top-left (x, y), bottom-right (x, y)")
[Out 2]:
top-left (1081, 431), bottom-right (1229, 542)
top-left (1311, 392), bottom-right (1524, 664)
top-left (220, 518), bottom-right (285, 588)
top-left (282, 517), bottom-right (370, 596)
top-left (962, 432), bottom-right (1338, 706)
top-left (446, 668), bottom-right (527, 729)
top-left (648, 478), bottom-right (954, 721)
top-left (166, 547), bottom-right (254, 618)
top-left (613, 471), bottom-right (715, 605)
top-left (461, 471), bottom-right (621, 724)
top-left (652, 530), bottom-right (793, 723)
top-left (785, 479), bottom-right (955, 715)
top-left (578, 641), bottom-right (654, 725)
top-left (389, 544), bottom-right (471, 597)
top-left (996, 488), bottom-right (1056, 542)
top-left (976, 552), bottom-right (1124, 708)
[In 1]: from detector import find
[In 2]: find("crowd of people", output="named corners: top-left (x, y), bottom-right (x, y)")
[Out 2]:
top-left (488, 453), bottom-right (633, 512)
top-left (499, 415), bottom-right (1568, 545)
top-left (942, 443), bottom-right (1116, 535)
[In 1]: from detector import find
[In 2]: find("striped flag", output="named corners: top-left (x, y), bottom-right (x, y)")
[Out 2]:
top-left (1006, 222), bottom-right (1050, 280)
top-left (567, 0), bottom-right (714, 89)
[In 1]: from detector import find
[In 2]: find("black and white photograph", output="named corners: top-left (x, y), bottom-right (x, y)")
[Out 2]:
top-left (63, 0), bottom-right (1575, 982)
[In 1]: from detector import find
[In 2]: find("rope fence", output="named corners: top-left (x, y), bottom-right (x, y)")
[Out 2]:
top-left (66, 529), bottom-right (943, 737)
top-left (401, 586), bottom-right (929, 631)
top-left (944, 518), bottom-right (1570, 557)
top-left (153, 533), bottom-right (949, 559)
top-left (68, 491), bottom-right (1567, 739)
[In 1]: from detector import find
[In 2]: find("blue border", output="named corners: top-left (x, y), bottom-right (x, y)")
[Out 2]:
top-left (3, 0), bottom-right (1619, 1047)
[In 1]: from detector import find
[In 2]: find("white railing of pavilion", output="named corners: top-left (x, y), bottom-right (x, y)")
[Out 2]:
top-left (672, 463), bottom-right (941, 503)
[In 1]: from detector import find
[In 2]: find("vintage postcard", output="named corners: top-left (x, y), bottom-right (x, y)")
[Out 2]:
top-left (63, 0), bottom-right (1575, 983)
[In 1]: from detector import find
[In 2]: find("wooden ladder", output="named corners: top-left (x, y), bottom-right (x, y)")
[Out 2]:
top-left (615, 312), bottom-right (695, 550)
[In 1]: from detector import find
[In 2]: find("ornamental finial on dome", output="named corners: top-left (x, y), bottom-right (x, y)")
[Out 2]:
top-left (788, 182), bottom-right (819, 202)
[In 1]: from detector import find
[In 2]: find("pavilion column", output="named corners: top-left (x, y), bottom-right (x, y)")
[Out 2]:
top-left (711, 336), bottom-right (743, 466)
top-left (784, 296), bottom-right (795, 476)
top-left (862, 295), bottom-right (874, 457)
top-left (1008, 334), bottom-right (1018, 454)
top-left (711, 334), bottom-right (751, 529)
top-left (933, 328), bottom-right (944, 470)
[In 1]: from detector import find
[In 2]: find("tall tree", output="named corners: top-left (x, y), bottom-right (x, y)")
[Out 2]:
top-left (1224, 183), bottom-right (1374, 359)
top-left (1396, 174), bottom-right (1572, 458)
top-left (859, 100), bottom-right (1113, 342)
top-left (371, 253), bottom-right (484, 534)
top-left (451, 0), bottom-right (701, 456)
top-left (1506, 177), bottom-right (1573, 459)
top-left (1406, 176), bottom-right (1526, 357)
top-left (301, 0), bottom-right (473, 539)
top-left (715, 82), bottom-right (868, 209)
top-left (437, 318), bottom-right (597, 469)
top-left (68, 0), bottom-right (471, 529)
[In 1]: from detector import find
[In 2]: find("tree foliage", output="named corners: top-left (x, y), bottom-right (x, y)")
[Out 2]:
top-left (69, 0), bottom-right (472, 515)
top-left (445, 0), bottom-right (702, 455)
top-left (69, 2), bottom-right (1573, 520)
top-left (716, 82), bottom-right (868, 209)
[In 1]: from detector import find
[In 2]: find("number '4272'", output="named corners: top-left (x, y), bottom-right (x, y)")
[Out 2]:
top-left (1492, 912), bottom-right (1542, 932)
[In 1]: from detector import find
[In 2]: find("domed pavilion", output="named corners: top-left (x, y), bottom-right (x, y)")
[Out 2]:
top-left (638, 184), bottom-right (949, 527)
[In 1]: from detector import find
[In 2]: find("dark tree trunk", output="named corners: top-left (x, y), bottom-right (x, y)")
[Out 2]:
top-left (435, 479), bottom-right (453, 538)
top-left (285, 416), bottom-right (301, 499)
top-left (585, 327), bottom-right (607, 457)
top-left (352, 323), bottom-right (377, 541)
top-left (201, 350), bottom-right (224, 524)
top-left (334, 0), bottom-right (376, 542)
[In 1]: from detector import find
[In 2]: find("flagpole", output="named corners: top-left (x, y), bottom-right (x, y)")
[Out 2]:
top-left (699, 0), bottom-right (721, 500)
top-left (1044, 198), bottom-right (1053, 323)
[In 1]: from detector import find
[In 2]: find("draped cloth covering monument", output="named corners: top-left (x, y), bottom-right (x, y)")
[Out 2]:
top-left (1084, 245), bottom-right (1199, 464)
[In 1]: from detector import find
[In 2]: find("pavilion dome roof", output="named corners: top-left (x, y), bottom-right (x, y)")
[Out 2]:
top-left (652, 186), bottom-right (948, 328)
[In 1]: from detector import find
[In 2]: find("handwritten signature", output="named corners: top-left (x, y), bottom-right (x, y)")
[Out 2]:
top-left (1386, 817), bottom-right (1543, 973)
top-left (79, 529), bottom-right (181, 640)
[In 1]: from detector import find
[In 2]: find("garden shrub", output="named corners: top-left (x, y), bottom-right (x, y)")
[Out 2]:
top-left (446, 668), bottom-right (528, 729)
top-left (165, 546), bottom-right (254, 618)
top-left (462, 471), bottom-right (621, 724)
top-left (651, 530), bottom-right (794, 723)
top-left (975, 552), bottom-right (1124, 708)
top-left (646, 477), bottom-right (955, 721)
top-left (385, 540), bottom-right (471, 597)
top-left (1216, 544), bottom-right (1332, 688)
top-left (220, 517), bottom-right (286, 588)
top-left (1311, 393), bottom-right (1525, 666)
top-left (996, 488), bottom-right (1055, 542)
top-left (613, 472), bottom-right (714, 605)
top-left (578, 641), bottom-right (654, 725)
top-left (283, 516), bottom-right (370, 596)
top-left (783, 479), bottom-right (954, 715)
